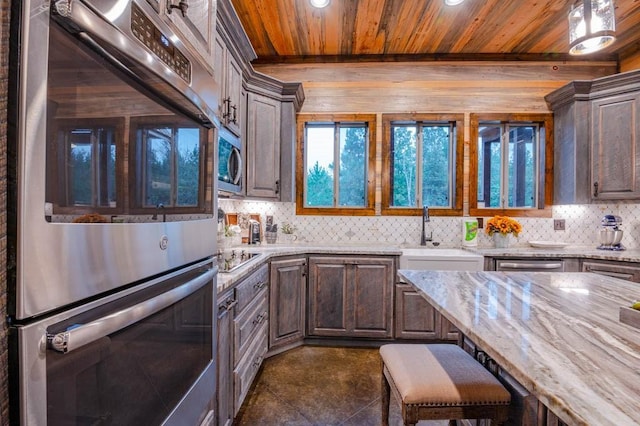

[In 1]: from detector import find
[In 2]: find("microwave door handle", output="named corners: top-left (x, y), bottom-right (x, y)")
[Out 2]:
top-left (46, 268), bottom-right (215, 354)
top-left (230, 147), bottom-right (242, 185)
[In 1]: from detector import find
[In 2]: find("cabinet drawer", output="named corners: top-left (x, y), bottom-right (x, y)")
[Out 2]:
top-left (233, 323), bottom-right (268, 414)
top-left (235, 264), bottom-right (269, 312)
top-left (234, 290), bottom-right (268, 365)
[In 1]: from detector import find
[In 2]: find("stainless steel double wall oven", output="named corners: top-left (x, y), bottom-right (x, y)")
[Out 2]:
top-left (8, 1), bottom-right (219, 424)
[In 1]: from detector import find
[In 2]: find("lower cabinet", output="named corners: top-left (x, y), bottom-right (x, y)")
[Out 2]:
top-left (395, 282), bottom-right (460, 342)
top-left (216, 264), bottom-right (269, 425)
top-left (307, 256), bottom-right (394, 338)
top-left (269, 257), bottom-right (307, 350)
top-left (216, 290), bottom-right (235, 426)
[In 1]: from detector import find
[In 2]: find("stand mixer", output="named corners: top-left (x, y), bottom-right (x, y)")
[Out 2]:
top-left (598, 215), bottom-right (625, 251)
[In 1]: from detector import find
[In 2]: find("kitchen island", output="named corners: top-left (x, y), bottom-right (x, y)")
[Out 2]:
top-left (398, 269), bottom-right (640, 426)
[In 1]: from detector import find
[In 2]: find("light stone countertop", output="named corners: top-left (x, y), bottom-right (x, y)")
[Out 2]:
top-left (469, 245), bottom-right (640, 262)
top-left (216, 244), bottom-right (403, 293)
top-left (397, 269), bottom-right (640, 426)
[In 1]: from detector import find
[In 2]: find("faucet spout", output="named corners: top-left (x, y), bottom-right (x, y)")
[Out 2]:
top-left (420, 206), bottom-right (432, 246)
top-left (152, 203), bottom-right (166, 222)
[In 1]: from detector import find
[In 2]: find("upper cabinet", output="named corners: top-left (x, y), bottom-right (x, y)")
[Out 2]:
top-left (214, 0), bottom-right (305, 200)
top-left (591, 92), bottom-right (640, 200)
top-left (161, 0), bottom-right (216, 76)
top-left (214, 33), bottom-right (244, 135)
top-left (546, 70), bottom-right (640, 204)
top-left (246, 92), bottom-right (281, 198)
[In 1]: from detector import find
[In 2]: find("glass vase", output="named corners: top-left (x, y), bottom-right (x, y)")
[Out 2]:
top-left (493, 233), bottom-right (510, 249)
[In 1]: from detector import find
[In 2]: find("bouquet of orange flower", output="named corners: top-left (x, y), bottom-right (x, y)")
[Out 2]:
top-left (485, 215), bottom-right (522, 237)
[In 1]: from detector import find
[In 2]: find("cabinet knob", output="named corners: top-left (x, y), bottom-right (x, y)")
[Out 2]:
top-left (167, 0), bottom-right (188, 17)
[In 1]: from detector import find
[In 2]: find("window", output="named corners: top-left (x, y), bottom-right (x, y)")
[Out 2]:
top-left (382, 114), bottom-right (463, 216)
top-left (131, 117), bottom-right (208, 212)
top-left (470, 113), bottom-right (553, 217)
top-left (48, 118), bottom-right (124, 213)
top-left (296, 114), bottom-right (376, 215)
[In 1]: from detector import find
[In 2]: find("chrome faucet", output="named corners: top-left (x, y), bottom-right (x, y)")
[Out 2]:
top-left (420, 206), bottom-right (432, 246)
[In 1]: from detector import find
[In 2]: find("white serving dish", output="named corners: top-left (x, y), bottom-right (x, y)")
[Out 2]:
top-left (528, 241), bottom-right (569, 248)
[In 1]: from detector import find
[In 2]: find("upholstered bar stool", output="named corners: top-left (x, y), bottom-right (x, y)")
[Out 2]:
top-left (380, 344), bottom-right (511, 426)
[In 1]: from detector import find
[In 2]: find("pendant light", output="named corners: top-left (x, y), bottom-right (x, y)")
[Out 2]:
top-left (310, 0), bottom-right (330, 8)
top-left (444, 0), bottom-right (465, 5)
top-left (568, 0), bottom-right (616, 55)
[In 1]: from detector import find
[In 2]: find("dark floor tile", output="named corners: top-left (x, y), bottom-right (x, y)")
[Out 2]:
top-left (235, 346), bottom-right (449, 426)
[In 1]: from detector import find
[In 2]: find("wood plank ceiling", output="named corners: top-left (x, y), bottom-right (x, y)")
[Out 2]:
top-left (229, 0), bottom-right (640, 63)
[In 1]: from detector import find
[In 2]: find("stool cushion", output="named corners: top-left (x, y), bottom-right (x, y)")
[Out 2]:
top-left (380, 344), bottom-right (511, 407)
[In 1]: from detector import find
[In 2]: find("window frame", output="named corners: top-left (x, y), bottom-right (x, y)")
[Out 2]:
top-left (129, 115), bottom-right (210, 215)
top-left (469, 113), bottom-right (553, 218)
top-left (381, 114), bottom-right (464, 217)
top-left (48, 118), bottom-right (126, 215)
top-left (296, 114), bottom-right (377, 216)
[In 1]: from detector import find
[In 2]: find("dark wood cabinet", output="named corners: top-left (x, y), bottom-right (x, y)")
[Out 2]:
top-left (395, 283), bottom-right (459, 342)
top-left (246, 93), bottom-right (281, 198)
top-left (591, 91), bottom-right (640, 200)
top-left (394, 283), bottom-right (437, 339)
top-left (216, 290), bottom-right (235, 426)
top-left (546, 69), bottom-right (640, 204)
top-left (307, 256), bottom-right (394, 339)
top-left (269, 257), bottom-right (307, 350)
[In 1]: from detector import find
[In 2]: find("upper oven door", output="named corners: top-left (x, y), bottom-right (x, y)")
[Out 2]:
top-left (9, 0), bottom-right (218, 320)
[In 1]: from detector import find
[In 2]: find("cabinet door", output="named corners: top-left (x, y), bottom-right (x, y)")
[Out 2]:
top-left (216, 290), bottom-right (235, 426)
top-left (246, 93), bottom-right (281, 198)
top-left (225, 54), bottom-right (243, 136)
top-left (437, 315), bottom-right (460, 342)
top-left (213, 34), bottom-right (226, 119)
top-left (308, 256), bottom-right (394, 338)
top-left (164, 0), bottom-right (215, 75)
top-left (351, 259), bottom-right (393, 338)
top-left (269, 258), bottom-right (307, 350)
top-left (394, 283), bottom-right (438, 339)
top-left (307, 258), bottom-right (349, 336)
top-left (591, 92), bottom-right (640, 200)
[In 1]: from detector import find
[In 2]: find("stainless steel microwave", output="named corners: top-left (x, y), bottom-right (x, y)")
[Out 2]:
top-left (218, 126), bottom-right (243, 193)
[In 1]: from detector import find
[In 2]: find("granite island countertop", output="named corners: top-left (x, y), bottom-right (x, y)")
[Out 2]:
top-left (397, 269), bottom-right (640, 426)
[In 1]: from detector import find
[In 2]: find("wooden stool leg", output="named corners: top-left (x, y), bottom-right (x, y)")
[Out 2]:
top-left (381, 365), bottom-right (390, 426)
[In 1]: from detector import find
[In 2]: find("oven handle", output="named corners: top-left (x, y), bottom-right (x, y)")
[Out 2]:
top-left (46, 268), bottom-right (215, 354)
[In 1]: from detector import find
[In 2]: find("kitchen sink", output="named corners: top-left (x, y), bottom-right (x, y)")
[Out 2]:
top-left (218, 251), bottom-right (262, 273)
top-left (399, 248), bottom-right (483, 271)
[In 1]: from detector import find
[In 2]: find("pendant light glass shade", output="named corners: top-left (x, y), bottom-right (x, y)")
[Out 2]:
top-left (310, 0), bottom-right (330, 8)
top-left (444, 0), bottom-right (465, 5)
top-left (568, 0), bottom-right (616, 55)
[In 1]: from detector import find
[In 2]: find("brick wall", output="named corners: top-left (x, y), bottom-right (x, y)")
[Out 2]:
top-left (1, 0), bottom-right (9, 424)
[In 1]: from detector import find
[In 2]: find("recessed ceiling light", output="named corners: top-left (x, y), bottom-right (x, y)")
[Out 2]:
top-left (310, 0), bottom-right (330, 8)
top-left (444, 0), bottom-right (465, 5)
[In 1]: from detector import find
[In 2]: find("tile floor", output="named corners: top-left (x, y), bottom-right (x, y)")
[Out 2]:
top-left (235, 345), bottom-right (447, 426)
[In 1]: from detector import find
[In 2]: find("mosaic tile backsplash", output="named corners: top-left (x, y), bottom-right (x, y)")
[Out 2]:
top-left (218, 200), bottom-right (640, 249)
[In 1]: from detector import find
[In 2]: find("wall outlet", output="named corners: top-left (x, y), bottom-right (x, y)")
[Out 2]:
top-left (553, 219), bottom-right (566, 231)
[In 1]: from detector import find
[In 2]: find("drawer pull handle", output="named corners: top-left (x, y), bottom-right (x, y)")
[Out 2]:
top-left (253, 281), bottom-right (267, 290)
top-left (252, 312), bottom-right (267, 325)
top-left (252, 356), bottom-right (263, 368)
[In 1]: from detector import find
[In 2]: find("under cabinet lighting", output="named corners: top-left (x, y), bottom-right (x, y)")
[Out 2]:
top-left (310, 0), bottom-right (330, 8)
top-left (444, 0), bottom-right (465, 5)
top-left (568, 0), bottom-right (616, 55)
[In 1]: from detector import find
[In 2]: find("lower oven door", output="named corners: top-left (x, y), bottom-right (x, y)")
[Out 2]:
top-left (14, 260), bottom-right (217, 426)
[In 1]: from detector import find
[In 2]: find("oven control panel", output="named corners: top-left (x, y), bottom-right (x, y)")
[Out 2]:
top-left (130, 3), bottom-right (191, 82)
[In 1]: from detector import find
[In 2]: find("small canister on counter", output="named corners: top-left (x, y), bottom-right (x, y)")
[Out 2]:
top-left (462, 218), bottom-right (478, 247)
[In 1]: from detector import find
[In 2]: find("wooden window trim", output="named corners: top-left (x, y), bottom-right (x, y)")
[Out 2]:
top-left (469, 113), bottom-right (554, 218)
top-left (128, 115), bottom-right (210, 215)
top-left (381, 113), bottom-right (464, 217)
top-left (296, 113), bottom-right (376, 216)
top-left (49, 117), bottom-right (126, 215)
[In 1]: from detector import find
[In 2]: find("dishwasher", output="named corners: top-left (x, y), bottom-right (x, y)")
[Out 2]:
top-left (495, 259), bottom-right (565, 272)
